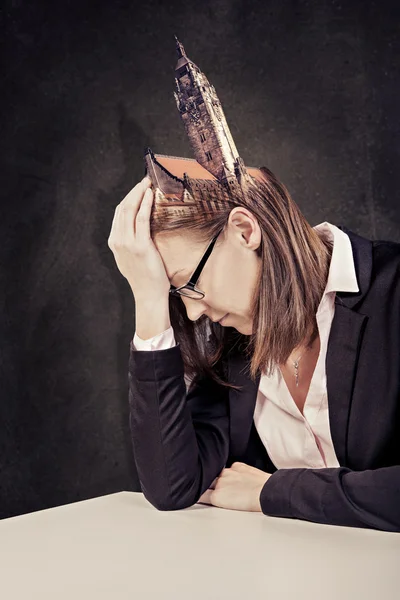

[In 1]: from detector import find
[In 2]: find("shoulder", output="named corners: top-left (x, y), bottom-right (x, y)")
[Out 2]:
top-left (371, 239), bottom-right (400, 282)
top-left (360, 238), bottom-right (400, 313)
top-left (342, 223), bottom-right (400, 285)
top-left (334, 226), bottom-right (400, 315)
top-left (372, 238), bottom-right (400, 264)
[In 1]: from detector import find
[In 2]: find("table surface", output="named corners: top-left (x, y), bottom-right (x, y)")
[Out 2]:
top-left (0, 491), bottom-right (399, 600)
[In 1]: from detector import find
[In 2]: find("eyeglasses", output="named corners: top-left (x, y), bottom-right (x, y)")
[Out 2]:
top-left (169, 228), bottom-right (224, 299)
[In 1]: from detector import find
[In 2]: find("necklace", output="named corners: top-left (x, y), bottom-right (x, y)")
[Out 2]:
top-left (290, 324), bottom-right (318, 386)
top-left (290, 343), bottom-right (313, 387)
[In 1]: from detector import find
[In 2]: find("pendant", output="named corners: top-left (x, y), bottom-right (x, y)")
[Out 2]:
top-left (294, 361), bottom-right (299, 387)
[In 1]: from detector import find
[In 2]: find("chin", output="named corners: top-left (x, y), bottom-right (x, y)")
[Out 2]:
top-left (235, 319), bottom-right (253, 336)
top-left (240, 327), bottom-right (253, 335)
top-left (232, 324), bottom-right (252, 335)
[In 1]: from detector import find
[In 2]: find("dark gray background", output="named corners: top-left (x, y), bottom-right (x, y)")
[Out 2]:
top-left (1, 0), bottom-right (399, 519)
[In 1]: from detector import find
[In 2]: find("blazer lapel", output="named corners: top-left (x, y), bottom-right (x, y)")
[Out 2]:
top-left (228, 350), bottom-right (260, 460)
top-left (325, 304), bottom-right (368, 466)
top-left (227, 223), bottom-right (373, 466)
top-left (329, 225), bottom-right (372, 465)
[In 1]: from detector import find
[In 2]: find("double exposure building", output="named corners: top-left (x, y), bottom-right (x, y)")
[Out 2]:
top-left (144, 36), bottom-right (265, 222)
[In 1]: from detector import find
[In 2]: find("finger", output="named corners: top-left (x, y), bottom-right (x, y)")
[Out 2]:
top-left (119, 176), bottom-right (152, 210)
top-left (109, 177), bottom-right (150, 245)
top-left (209, 477), bottom-right (218, 489)
top-left (230, 462), bottom-right (247, 471)
top-left (115, 181), bottom-right (152, 244)
top-left (232, 462), bottom-right (266, 474)
top-left (198, 489), bottom-right (214, 505)
top-left (108, 205), bottom-right (120, 248)
top-left (135, 187), bottom-right (154, 241)
top-left (115, 176), bottom-right (151, 233)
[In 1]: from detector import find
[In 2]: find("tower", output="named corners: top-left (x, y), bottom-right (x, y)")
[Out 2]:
top-left (143, 37), bottom-right (266, 223)
top-left (173, 36), bottom-right (252, 190)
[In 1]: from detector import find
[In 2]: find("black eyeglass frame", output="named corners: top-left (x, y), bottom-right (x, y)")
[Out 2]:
top-left (169, 227), bottom-right (224, 299)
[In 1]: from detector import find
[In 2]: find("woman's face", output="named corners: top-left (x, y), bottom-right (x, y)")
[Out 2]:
top-left (154, 208), bottom-right (262, 335)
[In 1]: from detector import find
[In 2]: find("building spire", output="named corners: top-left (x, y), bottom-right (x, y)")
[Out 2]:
top-left (174, 35), bottom-right (187, 60)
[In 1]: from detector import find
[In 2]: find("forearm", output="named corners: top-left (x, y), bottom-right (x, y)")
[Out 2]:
top-left (128, 344), bottom-right (230, 511)
top-left (260, 465), bottom-right (400, 532)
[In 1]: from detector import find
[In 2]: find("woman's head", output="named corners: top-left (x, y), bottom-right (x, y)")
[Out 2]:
top-left (149, 167), bottom-right (333, 390)
top-left (154, 204), bottom-right (262, 336)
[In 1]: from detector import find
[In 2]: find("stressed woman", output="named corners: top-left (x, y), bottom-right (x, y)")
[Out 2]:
top-left (108, 173), bottom-right (400, 532)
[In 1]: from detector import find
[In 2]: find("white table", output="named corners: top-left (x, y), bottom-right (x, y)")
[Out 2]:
top-left (0, 491), bottom-right (399, 599)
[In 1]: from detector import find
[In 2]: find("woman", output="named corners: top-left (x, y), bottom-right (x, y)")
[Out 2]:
top-left (108, 172), bottom-right (400, 532)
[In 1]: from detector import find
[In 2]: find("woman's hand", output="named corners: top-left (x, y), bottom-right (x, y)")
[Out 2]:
top-left (108, 176), bottom-right (171, 299)
top-left (198, 462), bottom-right (272, 512)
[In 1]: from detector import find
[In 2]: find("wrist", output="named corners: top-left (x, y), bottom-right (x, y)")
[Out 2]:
top-left (134, 297), bottom-right (171, 340)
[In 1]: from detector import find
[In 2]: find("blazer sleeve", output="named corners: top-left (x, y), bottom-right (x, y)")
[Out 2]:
top-left (128, 340), bottom-right (230, 510)
top-left (259, 465), bottom-right (400, 532)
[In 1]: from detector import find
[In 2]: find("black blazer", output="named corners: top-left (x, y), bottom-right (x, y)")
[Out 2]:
top-left (128, 225), bottom-right (400, 532)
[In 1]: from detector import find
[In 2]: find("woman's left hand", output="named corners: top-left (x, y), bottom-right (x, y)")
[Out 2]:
top-left (198, 462), bottom-right (272, 512)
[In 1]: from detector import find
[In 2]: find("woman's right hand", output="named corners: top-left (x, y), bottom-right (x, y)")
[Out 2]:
top-left (107, 176), bottom-right (171, 300)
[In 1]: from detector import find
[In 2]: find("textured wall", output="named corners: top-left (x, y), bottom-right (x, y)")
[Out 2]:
top-left (1, 0), bottom-right (399, 519)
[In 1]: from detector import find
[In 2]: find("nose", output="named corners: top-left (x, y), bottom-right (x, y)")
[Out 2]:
top-left (181, 296), bottom-right (209, 322)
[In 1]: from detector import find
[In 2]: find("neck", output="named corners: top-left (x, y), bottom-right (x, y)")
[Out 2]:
top-left (291, 319), bottom-right (319, 356)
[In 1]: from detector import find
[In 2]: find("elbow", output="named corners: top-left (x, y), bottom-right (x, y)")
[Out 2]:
top-left (145, 494), bottom-right (197, 512)
top-left (140, 482), bottom-right (200, 511)
top-left (153, 498), bottom-right (195, 511)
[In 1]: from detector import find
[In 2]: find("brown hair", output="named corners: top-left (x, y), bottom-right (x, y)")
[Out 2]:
top-left (150, 167), bottom-right (333, 392)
